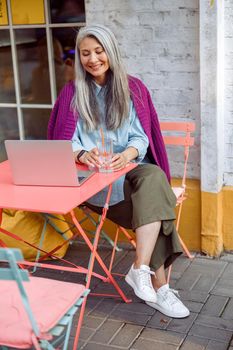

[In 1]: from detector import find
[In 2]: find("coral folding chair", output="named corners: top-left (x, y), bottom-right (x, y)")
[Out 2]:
top-left (160, 122), bottom-right (195, 280)
top-left (107, 121), bottom-right (196, 279)
top-left (160, 122), bottom-right (195, 229)
top-left (0, 248), bottom-right (89, 350)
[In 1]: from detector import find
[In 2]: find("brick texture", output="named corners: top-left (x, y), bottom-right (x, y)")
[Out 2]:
top-left (85, 0), bottom-right (200, 179)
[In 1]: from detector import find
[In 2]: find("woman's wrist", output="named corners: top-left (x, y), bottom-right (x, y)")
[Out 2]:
top-left (122, 147), bottom-right (139, 163)
top-left (76, 149), bottom-right (87, 164)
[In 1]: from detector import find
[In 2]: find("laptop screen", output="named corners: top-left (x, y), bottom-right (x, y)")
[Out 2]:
top-left (5, 140), bottom-right (95, 187)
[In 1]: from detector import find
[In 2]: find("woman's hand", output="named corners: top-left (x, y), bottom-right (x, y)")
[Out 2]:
top-left (110, 152), bottom-right (129, 171)
top-left (110, 147), bottom-right (139, 171)
top-left (79, 148), bottom-right (101, 168)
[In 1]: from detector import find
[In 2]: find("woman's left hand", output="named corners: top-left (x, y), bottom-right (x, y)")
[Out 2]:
top-left (110, 152), bottom-right (129, 171)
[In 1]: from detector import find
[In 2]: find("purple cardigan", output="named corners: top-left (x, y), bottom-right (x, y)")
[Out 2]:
top-left (47, 76), bottom-right (171, 181)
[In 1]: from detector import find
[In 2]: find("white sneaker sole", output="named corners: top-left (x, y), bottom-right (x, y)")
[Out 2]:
top-left (146, 301), bottom-right (190, 318)
top-left (125, 274), bottom-right (157, 303)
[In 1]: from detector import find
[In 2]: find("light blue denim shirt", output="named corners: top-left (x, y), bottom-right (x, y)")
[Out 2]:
top-left (72, 84), bottom-right (149, 206)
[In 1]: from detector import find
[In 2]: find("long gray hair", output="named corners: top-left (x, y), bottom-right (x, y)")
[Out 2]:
top-left (72, 24), bottom-right (130, 131)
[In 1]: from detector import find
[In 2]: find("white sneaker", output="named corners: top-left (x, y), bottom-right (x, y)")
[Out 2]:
top-left (146, 284), bottom-right (190, 318)
top-left (125, 264), bottom-right (157, 303)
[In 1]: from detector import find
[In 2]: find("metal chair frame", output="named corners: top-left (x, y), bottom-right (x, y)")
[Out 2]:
top-left (0, 248), bottom-right (89, 350)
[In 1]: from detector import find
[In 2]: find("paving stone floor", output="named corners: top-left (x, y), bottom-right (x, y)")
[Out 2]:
top-left (35, 241), bottom-right (233, 350)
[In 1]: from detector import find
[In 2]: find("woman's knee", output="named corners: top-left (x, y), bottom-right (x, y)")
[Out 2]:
top-left (138, 164), bottom-right (167, 184)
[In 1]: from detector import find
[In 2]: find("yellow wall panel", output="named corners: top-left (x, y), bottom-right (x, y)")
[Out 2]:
top-left (0, 0), bottom-right (8, 25)
top-left (223, 186), bottom-right (233, 250)
top-left (201, 191), bottom-right (223, 256)
top-left (11, 0), bottom-right (45, 24)
top-left (172, 178), bottom-right (201, 251)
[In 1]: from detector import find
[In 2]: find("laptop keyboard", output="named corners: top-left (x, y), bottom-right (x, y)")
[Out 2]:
top-left (77, 169), bottom-right (94, 184)
top-left (78, 176), bottom-right (86, 182)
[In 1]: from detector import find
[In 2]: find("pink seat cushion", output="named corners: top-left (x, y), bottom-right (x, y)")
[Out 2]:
top-left (0, 276), bottom-right (86, 349)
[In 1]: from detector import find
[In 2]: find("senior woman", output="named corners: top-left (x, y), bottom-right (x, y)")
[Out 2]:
top-left (48, 24), bottom-right (189, 318)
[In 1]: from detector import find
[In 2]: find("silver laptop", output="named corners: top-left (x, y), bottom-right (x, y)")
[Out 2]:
top-left (4, 140), bottom-right (95, 187)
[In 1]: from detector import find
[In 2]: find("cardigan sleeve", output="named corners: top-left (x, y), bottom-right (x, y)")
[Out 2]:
top-left (47, 81), bottom-right (75, 140)
top-left (146, 88), bottom-right (171, 181)
top-left (47, 96), bottom-right (60, 140)
top-left (128, 75), bottom-right (171, 181)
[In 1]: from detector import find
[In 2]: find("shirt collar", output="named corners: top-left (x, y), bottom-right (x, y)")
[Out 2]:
top-left (93, 81), bottom-right (106, 96)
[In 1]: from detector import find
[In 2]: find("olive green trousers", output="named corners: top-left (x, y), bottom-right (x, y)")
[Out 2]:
top-left (85, 164), bottom-right (182, 271)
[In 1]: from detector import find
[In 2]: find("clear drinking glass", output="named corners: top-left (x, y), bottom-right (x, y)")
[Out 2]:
top-left (96, 138), bottom-right (113, 173)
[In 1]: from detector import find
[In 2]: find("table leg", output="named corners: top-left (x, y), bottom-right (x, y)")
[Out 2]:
top-left (72, 184), bottom-right (131, 350)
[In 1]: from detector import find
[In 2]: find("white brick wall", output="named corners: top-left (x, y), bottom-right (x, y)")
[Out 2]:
top-left (86, 0), bottom-right (200, 179)
top-left (224, 0), bottom-right (233, 185)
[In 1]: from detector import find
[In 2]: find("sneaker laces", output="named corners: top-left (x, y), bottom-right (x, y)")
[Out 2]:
top-left (163, 288), bottom-right (180, 306)
top-left (170, 288), bottom-right (180, 297)
top-left (138, 267), bottom-right (155, 289)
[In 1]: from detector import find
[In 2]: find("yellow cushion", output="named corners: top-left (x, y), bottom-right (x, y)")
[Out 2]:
top-left (0, 210), bottom-right (73, 261)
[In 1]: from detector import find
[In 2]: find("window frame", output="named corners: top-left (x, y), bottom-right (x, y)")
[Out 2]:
top-left (0, 0), bottom-right (85, 139)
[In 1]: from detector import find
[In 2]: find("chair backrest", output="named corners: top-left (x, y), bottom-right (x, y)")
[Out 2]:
top-left (0, 248), bottom-right (40, 336)
top-left (159, 122), bottom-right (195, 187)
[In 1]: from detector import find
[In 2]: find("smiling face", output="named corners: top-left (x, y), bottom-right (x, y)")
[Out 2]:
top-left (79, 36), bottom-right (110, 86)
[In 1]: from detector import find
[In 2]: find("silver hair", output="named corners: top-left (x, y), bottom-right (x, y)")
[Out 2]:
top-left (72, 24), bottom-right (130, 131)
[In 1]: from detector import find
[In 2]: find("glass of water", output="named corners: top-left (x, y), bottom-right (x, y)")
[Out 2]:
top-left (96, 138), bottom-right (113, 173)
